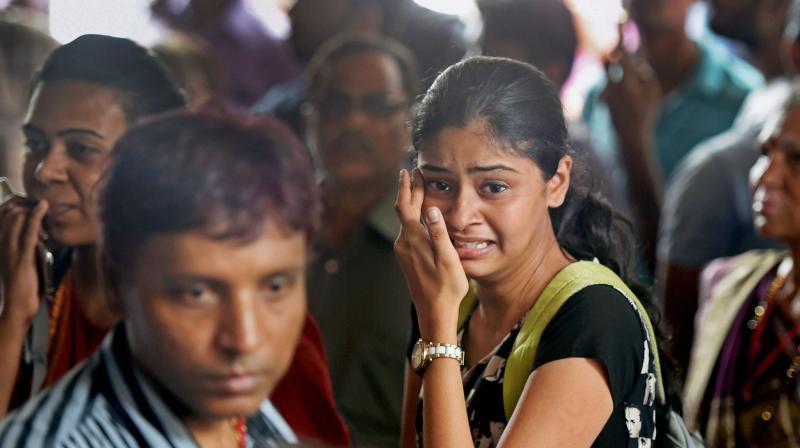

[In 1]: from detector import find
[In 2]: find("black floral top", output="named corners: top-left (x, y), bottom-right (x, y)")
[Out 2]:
top-left (411, 285), bottom-right (659, 447)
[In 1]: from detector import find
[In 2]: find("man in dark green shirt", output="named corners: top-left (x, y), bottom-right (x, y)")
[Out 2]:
top-left (302, 34), bottom-right (418, 447)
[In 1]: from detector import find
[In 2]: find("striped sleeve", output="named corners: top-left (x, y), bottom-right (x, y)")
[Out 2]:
top-left (0, 355), bottom-right (97, 447)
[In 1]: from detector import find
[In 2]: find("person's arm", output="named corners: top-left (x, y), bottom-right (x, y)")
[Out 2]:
top-left (0, 324), bottom-right (29, 416)
top-left (0, 196), bottom-right (48, 417)
top-left (615, 133), bottom-right (662, 272)
top-left (394, 168), bottom-right (471, 447)
top-left (499, 358), bottom-right (613, 446)
top-left (419, 351), bottom-right (472, 447)
top-left (421, 353), bottom-right (612, 448)
top-left (602, 53), bottom-right (663, 272)
top-left (503, 285), bottom-right (642, 446)
top-left (400, 362), bottom-right (422, 448)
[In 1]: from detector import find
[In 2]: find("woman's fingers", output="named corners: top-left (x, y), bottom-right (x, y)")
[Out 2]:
top-left (395, 169), bottom-right (410, 208)
top-left (20, 201), bottom-right (48, 264)
top-left (3, 207), bottom-right (27, 257)
top-left (423, 207), bottom-right (459, 268)
top-left (396, 169), bottom-right (424, 228)
top-left (395, 169), bottom-right (416, 223)
top-left (0, 196), bottom-right (25, 223)
top-left (410, 168), bottom-right (425, 213)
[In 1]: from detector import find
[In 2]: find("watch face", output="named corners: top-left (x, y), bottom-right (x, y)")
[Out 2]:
top-left (412, 341), bottom-right (425, 370)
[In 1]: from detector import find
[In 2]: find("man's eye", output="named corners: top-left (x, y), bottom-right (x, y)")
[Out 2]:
top-left (263, 274), bottom-right (296, 297)
top-left (426, 180), bottom-right (451, 192)
top-left (24, 138), bottom-right (47, 155)
top-left (317, 97), bottom-right (349, 116)
top-left (362, 99), bottom-right (403, 117)
top-left (169, 283), bottom-right (213, 303)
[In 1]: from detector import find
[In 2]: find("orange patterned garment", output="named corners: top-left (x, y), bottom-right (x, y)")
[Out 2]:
top-left (41, 271), bottom-right (111, 389)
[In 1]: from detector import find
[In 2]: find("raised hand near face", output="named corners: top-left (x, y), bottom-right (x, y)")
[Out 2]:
top-left (394, 169), bottom-right (468, 342)
top-left (602, 26), bottom-right (662, 149)
top-left (0, 191), bottom-right (48, 326)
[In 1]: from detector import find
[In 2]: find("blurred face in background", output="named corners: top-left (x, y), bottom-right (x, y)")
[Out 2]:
top-left (306, 51), bottom-right (411, 190)
top-left (22, 80), bottom-right (127, 247)
top-left (751, 105), bottom-right (800, 244)
top-left (627, 0), bottom-right (693, 33)
top-left (707, 0), bottom-right (759, 45)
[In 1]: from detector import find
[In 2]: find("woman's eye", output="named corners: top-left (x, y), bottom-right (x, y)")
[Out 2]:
top-left (426, 180), bottom-right (451, 192)
top-left (482, 182), bottom-right (508, 194)
top-left (67, 142), bottom-right (100, 158)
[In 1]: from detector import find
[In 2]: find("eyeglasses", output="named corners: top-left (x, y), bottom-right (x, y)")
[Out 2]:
top-left (313, 93), bottom-right (407, 119)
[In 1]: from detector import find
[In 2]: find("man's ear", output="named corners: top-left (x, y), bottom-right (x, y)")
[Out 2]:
top-left (301, 102), bottom-right (319, 153)
top-left (790, 38), bottom-right (800, 75)
top-left (300, 102), bottom-right (315, 137)
top-left (100, 248), bottom-right (124, 315)
top-left (546, 155), bottom-right (572, 208)
top-left (400, 109), bottom-right (413, 145)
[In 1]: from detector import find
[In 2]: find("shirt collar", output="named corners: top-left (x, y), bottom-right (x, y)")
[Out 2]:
top-left (366, 183), bottom-right (402, 243)
top-left (102, 324), bottom-right (295, 447)
top-left (683, 38), bottom-right (725, 97)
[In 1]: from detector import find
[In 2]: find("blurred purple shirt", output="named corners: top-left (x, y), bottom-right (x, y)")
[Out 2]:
top-left (157, 0), bottom-right (301, 108)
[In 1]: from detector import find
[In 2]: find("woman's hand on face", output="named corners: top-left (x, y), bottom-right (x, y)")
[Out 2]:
top-left (0, 196), bottom-right (48, 326)
top-left (394, 169), bottom-right (468, 339)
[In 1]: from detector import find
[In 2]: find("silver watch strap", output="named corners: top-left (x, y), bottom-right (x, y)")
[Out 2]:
top-left (424, 342), bottom-right (465, 365)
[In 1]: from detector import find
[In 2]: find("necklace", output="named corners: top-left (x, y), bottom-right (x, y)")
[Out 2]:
top-left (230, 416), bottom-right (247, 448)
top-left (747, 272), bottom-right (788, 330)
top-left (747, 257), bottom-right (794, 330)
top-left (743, 259), bottom-right (800, 400)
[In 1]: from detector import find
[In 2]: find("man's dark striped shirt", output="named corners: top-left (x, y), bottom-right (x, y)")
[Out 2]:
top-left (0, 325), bottom-right (297, 447)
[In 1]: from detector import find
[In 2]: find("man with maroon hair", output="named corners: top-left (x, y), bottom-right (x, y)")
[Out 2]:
top-left (0, 111), bottom-right (326, 447)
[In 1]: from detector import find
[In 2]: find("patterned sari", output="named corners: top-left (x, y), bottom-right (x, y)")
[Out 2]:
top-left (685, 250), bottom-right (800, 447)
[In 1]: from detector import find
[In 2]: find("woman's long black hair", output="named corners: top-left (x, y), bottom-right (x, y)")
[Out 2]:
top-left (412, 56), bottom-right (680, 410)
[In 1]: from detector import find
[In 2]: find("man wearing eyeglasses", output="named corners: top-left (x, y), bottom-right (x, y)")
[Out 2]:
top-left (302, 34), bottom-right (418, 448)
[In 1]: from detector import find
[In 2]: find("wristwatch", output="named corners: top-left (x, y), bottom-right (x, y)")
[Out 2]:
top-left (411, 338), bottom-right (465, 373)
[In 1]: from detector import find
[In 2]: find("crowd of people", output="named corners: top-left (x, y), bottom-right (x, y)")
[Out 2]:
top-left (1, 0), bottom-right (799, 446)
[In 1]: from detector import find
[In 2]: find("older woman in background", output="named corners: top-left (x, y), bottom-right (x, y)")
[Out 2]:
top-left (684, 86), bottom-right (800, 447)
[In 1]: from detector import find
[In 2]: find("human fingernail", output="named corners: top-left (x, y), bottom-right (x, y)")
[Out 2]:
top-left (426, 207), bottom-right (441, 224)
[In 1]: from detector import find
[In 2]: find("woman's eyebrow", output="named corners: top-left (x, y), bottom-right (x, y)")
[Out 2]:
top-left (22, 124), bottom-right (105, 140)
top-left (55, 129), bottom-right (104, 139)
top-left (419, 164), bottom-right (519, 174)
top-left (419, 163), bottom-right (450, 173)
top-left (467, 164), bottom-right (519, 174)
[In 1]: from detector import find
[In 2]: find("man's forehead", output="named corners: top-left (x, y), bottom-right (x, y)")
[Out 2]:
top-left (321, 51), bottom-right (405, 94)
top-left (774, 107), bottom-right (800, 140)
